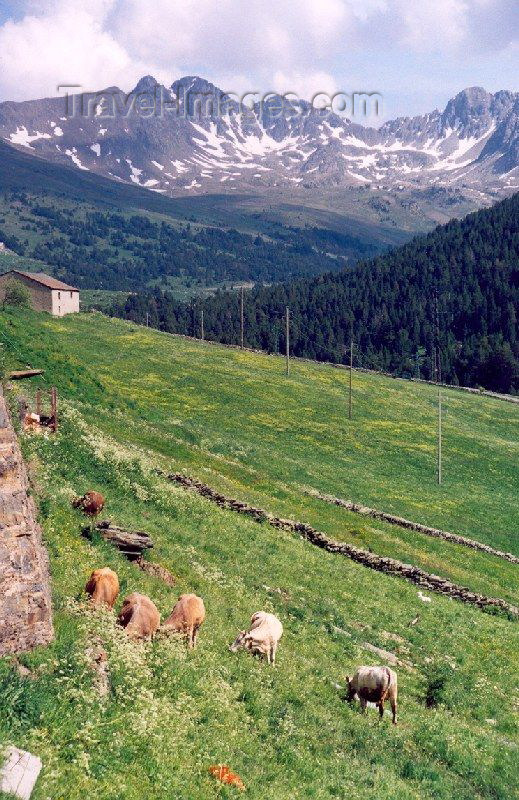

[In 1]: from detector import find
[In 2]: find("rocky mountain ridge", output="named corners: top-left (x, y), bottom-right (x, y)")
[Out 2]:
top-left (0, 78), bottom-right (517, 204)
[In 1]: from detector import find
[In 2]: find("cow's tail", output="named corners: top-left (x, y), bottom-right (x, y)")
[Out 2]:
top-left (385, 667), bottom-right (392, 693)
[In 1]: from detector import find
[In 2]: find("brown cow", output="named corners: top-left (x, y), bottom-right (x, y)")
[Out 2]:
top-left (73, 491), bottom-right (106, 517)
top-left (346, 666), bottom-right (398, 724)
top-left (85, 567), bottom-right (119, 609)
top-left (117, 593), bottom-right (160, 640)
top-left (162, 594), bottom-right (206, 649)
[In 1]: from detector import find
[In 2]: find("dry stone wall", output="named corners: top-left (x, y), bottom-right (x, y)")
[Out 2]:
top-left (0, 389), bottom-right (53, 656)
top-left (306, 489), bottom-right (519, 564)
top-left (163, 471), bottom-right (518, 619)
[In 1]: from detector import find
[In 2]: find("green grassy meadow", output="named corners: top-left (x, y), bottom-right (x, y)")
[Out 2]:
top-left (0, 250), bottom-right (49, 275)
top-left (0, 308), bottom-right (518, 800)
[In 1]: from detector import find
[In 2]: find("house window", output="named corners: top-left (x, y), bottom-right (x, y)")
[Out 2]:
top-left (58, 291), bottom-right (61, 299)
top-left (70, 291), bottom-right (73, 298)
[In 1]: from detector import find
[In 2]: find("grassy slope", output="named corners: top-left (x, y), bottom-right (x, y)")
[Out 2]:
top-left (0, 308), bottom-right (517, 800)
top-left (0, 250), bottom-right (49, 275)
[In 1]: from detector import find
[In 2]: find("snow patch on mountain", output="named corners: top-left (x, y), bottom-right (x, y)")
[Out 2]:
top-left (0, 80), bottom-right (517, 202)
top-left (65, 148), bottom-right (89, 170)
top-left (9, 126), bottom-right (51, 149)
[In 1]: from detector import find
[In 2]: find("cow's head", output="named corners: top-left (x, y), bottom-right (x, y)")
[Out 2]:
top-left (229, 631), bottom-right (248, 652)
top-left (345, 675), bottom-right (356, 702)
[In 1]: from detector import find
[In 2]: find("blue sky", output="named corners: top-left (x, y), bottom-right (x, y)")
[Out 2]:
top-left (0, 0), bottom-right (517, 123)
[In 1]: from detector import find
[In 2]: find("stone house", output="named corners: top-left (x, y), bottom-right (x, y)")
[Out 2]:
top-left (0, 270), bottom-right (79, 316)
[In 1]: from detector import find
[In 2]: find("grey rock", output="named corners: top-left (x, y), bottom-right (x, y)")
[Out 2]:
top-left (0, 747), bottom-right (42, 800)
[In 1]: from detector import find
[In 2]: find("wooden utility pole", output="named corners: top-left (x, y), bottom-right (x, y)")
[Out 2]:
top-left (285, 306), bottom-right (290, 376)
top-left (240, 287), bottom-right (244, 349)
top-left (51, 386), bottom-right (58, 433)
top-left (201, 308), bottom-right (204, 340)
top-left (348, 339), bottom-right (353, 419)
top-left (146, 312), bottom-right (149, 327)
top-left (434, 292), bottom-right (442, 383)
top-left (437, 384), bottom-right (442, 485)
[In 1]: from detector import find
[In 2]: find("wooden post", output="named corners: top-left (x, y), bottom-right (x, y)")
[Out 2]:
top-left (240, 287), bottom-right (244, 349)
top-left (18, 397), bottom-right (28, 425)
top-left (201, 308), bottom-right (204, 341)
top-left (285, 306), bottom-right (290, 376)
top-left (434, 292), bottom-right (442, 383)
top-left (35, 390), bottom-right (41, 416)
top-left (146, 312), bottom-right (149, 327)
top-left (437, 385), bottom-right (442, 485)
top-left (51, 386), bottom-right (58, 432)
top-left (348, 339), bottom-right (353, 420)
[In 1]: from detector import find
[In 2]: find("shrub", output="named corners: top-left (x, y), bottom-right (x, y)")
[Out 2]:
top-left (423, 662), bottom-right (451, 708)
top-left (2, 279), bottom-right (31, 308)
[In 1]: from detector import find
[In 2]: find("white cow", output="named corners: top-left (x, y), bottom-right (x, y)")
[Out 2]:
top-left (229, 611), bottom-right (283, 665)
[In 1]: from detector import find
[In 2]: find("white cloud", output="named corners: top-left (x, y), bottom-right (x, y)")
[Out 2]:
top-left (272, 70), bottom-right (338, 100)
top-left (0, 0), bottom-right (516, 104)
top-left (299, 0), bottom-right (347, 42)
top-left (0, 1), bottom-right (165, 100)
top-left (387, 0), bottom-right (472, 50)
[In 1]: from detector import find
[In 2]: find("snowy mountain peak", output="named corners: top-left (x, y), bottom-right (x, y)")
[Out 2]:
top-left (133, 75), bottom-right (161, 93)
top-left (0, 77), bottom-right (517, 200)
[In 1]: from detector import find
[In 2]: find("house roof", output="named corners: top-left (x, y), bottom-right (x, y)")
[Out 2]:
top-left (10, 270), bottom-right (79, 292)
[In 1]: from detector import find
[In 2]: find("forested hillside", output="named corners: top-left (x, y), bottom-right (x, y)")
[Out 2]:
top-left (1, 193), bottom-right (378, 289)
top-left (113, 192), bottom-right (519, 392)
top-left (0, 140), bottom-right (404, 292)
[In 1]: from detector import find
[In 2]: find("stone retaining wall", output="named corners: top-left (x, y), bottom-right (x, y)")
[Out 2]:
top-left (306, 489), bottom-right (519, 565)
top-left (0, 390), bottom-right (53, 656)
top-left (162, 471), bottom-right (518, 619)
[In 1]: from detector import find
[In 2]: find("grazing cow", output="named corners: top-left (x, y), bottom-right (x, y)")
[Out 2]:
top-left (24, 412), bottom-right (40, 429)
top-left (85, 567), bottom-right (119, 609)
top-left (117, 593), bottom-right (160, 640)
top-left (345, 666), bottom-right (398, 724)
top-left (162, 593), bottom-right (206, 649)
top-left (229, 611), bottom-right (283, 665)
top-left (73, 491), bottom-right (106, 518)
